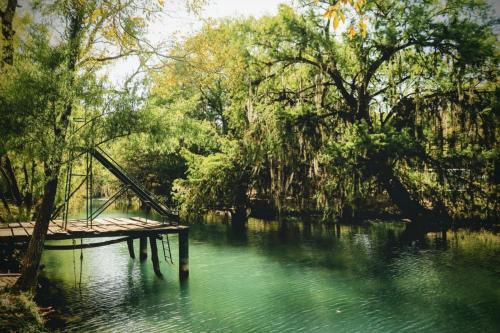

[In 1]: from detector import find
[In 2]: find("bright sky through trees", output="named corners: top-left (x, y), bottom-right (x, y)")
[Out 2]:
top-left (108, 0), bottom-right (286, 85)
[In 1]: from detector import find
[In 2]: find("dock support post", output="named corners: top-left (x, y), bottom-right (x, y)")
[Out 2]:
top-left (126, 238), bottom-right (135, 259)
top-left (149, 236), bottom-right (162, 277)
top-left (139, 237), bottom-right (147, 261)
top-left (179, 229), bottom-right (189, 280)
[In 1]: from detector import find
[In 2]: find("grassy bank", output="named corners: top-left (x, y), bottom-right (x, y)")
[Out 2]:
top-left (0, 289), bottom-right (45, 332)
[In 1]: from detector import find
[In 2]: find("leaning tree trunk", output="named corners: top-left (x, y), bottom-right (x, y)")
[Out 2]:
top-left (373, 158), bottom-right (451, 233)
top-left (13, 169), bottom-right (59, 291)
top-left (376, 163), bottom-right (429, 222)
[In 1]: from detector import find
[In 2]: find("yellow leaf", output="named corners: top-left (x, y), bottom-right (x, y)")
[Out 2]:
top-left (333, 15), bottom-right (339, 29)
top-left (347, 26), bottom-right (357, 39)
top-left (359, 18), bottom-right (367, 37)
top-left (323, 5), bottom-right (337, 19)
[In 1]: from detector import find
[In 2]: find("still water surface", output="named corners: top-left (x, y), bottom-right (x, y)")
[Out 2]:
top-left (40, 207), bottom-right (500, 332)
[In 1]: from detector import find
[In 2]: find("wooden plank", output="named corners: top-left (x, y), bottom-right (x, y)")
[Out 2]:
top-left (109, 217), bottom-right (141, 225)
top-left (52, 220), bottom-right (64, 228)
top-left (48, 226), bottom-right (64, 234)
top-left (0, 274), bottom-right (19, 287)
top-left (107, 224), bottom-right (129, 231)
top-left (51, 230), bottom-right (69, 236)
top-left (24, 227), bottom-right (34, 236)
top-left (126, 217), bottom-right (163, 229)
top-left (12, 227), bottom-right (28, 237)
top-left (128, 217), bottom-right (150, 223)
top-left (0, 229), bottom-right (13, 237)
top-left (109, 217), bottom-right (127, 224)
top-left (20, 222), bottom-right (33, 227)
top-left (91, 225), bottom-right (109, 233)
top-left (44, 237), bottom-right (132, 250)
top-left (108, 219), bottom-right (141, 230)
top-left (92, 224), bottom-right (112, 231)
top-left (93, 218), bottom-right (108, 226)
top-left (71, 221), bottom-right (88, 227)
top-left (66, 226), bottom-right (93, 233)
top-left (121, 223), bottom-right (142, 230)
top-left (118, 219), bottom-right (149, 228)
top-left (49, 221), bottom-right (63, 228)
top-left (8, 222), bottom-right (21, 228)
top-left (95, 219), bottom-right (114, 225)
top-left (117, 217), bottom-right (159, 225)
top-left (102, 218), bottom-right (130, 230)
top-left (129, 217), bottom-right (162, 225)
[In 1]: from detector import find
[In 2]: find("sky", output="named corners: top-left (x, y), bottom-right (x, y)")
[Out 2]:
top-left (152, 0), bottom-right (288, 39)
top-left (108, 0), bottom-right (288, 85)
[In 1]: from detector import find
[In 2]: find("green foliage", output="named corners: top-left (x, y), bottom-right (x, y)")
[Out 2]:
top-left (148, 0), bottom-right (498, 222)
top-left (173, 143), bottom-right (247, 218)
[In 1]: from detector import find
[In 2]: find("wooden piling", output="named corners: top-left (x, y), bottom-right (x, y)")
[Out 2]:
top-left (149, 236), bottom-right (162, 277)
top-left (126, 238), bottom-right (135, 259)
top-left (179, 229), bottom-right (189, 279)
top-left (139, 237), bottom-right (148, 261)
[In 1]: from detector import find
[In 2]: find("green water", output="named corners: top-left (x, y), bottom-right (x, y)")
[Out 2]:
top-left (40, 208), bottom-right (500, 332)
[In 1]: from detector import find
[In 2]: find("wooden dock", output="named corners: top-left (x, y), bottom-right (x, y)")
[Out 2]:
top-left (0, 273), bottom-right (20, 288)
top-left (0, 217), bottom-right (186, 242)
top-left (0, 217), bottom-right (189, 278)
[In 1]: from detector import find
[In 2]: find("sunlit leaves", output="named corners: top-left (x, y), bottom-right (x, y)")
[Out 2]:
top-left (322, 0), bottom-right (367, 38)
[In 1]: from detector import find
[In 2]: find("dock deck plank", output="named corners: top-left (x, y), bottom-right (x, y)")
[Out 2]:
top-left (12, 228), bottom-right (28, 237)
top-left (0, 229), bottom-right (13, 237)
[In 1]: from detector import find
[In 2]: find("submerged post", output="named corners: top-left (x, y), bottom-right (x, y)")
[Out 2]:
top-left (139, 237), bottom-right (147, 261)
top-left (149, 236), bottom-right (162, 277)
top-left (179, 228), bottom-right (189, 279)
top-left (126, 238), bottom-right (135, 259)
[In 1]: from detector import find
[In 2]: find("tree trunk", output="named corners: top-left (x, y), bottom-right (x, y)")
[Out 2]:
top-left (373, 159), bottom-right (451, 234)
top-left (377, 165), bottom-right (428, 221)
top-left (232, 174), bottom-right (249, 224)
top-left (0, 0), bottom-right (17, 67)
top-left (13, 169), bottom-right (59, 292)
top-left (3, 155), bottom-right (22, 206)
top-left (0, 191), bottom-right (12, 219)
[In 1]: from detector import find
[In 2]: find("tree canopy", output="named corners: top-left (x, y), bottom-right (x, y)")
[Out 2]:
top-left (135, 0), bottom-right (497, 225)
top-left (0, 0), bottom-right (498, 289)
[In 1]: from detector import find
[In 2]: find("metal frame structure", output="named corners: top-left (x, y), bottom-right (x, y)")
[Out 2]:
top-left (61, 118), bottom-right (178, 231)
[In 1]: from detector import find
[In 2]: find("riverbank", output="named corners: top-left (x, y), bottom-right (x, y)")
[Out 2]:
top-left (0, 273), bottom-right (75, 332)
top-left (0, 288), bottom-right (45, 332)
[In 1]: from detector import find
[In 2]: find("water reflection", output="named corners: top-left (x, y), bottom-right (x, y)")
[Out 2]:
top-left (39, 208), bottom-right (500, 332)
